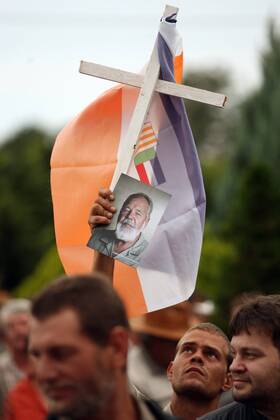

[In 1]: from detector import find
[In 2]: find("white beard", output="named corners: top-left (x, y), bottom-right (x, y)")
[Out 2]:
top-left (115, 221), bottom-right (143, 242)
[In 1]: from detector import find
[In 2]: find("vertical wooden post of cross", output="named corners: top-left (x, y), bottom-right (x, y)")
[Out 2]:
top-left (109, 5), bottom-right (178, 189)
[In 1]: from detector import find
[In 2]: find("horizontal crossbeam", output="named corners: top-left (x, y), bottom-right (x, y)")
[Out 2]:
top-left (79, 61), bottom-right (227, 108)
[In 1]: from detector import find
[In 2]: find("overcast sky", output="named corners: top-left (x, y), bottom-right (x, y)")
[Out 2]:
top-left (1, 0), bottom-right (280, 142)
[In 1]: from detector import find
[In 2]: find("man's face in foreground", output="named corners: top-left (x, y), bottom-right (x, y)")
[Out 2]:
top-left (230, 329), bottom-right (280, 408)
top-left (167, 329), bottom-right (231, 400)
top-left (116, 196), bottom-right (150, 242)
top-left (29, 309), bottom-right (115, 419)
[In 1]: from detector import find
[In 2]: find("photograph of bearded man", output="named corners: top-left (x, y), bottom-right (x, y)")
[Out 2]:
top-left (88, 192), bottom-right (152, 267)
top-left (87, 174), bottom-right (170, 267)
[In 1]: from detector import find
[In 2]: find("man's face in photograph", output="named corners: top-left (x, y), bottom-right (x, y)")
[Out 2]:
top-left (116, 196), bottom-right (150, 242)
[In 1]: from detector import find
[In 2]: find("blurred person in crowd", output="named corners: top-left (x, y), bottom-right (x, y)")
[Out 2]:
top-left (0, 299), bottom-right (31, 413)
top-left (166, 323), bottom-right (232, 419)
top-left (128, 302), bottom-right (202, 408)
top-left (29, 273), bottom-right (179, 420)
top-left (4, 374), bottom-right (47, 420)
top-left (0, 291), bottom-right (10, 353)
top-left (200, 294), bottom-right (280, 420)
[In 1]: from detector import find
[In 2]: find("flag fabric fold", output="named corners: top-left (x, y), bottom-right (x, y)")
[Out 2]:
top-left (51, 12), bottom-right (206, 316)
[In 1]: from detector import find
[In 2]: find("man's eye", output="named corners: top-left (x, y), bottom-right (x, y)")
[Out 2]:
top-left (244, 352), bottom-right (258, 359)
top-left (50, 348), bottom-right (75, 361)
top-left (207, 352), bottom-right (217, 359)
top-left (204, 349), bottom-right (219, 360)
top-left (29, 350), bottom-right (40, 359)
top-left (183, 347), bottom-right (193, 354)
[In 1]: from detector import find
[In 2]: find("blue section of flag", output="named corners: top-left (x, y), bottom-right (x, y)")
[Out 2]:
top-left (151, 155), bottom-right (166, 186)
top-left (156, 33), bottom-right (206, 227)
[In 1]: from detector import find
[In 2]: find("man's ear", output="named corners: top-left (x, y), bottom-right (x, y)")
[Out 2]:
top-left (222, 371), bottom-right (232, 391)
top-left (144, 216), bottom-right (150, 229)
top-left (166, 361), bottom-right (174, 382)
top-left (107, 326), bottom-right (130, 370)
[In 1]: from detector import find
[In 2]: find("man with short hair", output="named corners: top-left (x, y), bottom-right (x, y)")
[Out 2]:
top-left (88, 191), bottom-right (153, 266)
top-left (128, 302), bottom-right (199, 408)
top-left (29, 273), bottom-right (178, 420)
top-left (200, 295), bottom-right (280, 419)
top-left (0, 299), bottom-right (31, 413)
top-left (166, 323), bottom-right (232, 420)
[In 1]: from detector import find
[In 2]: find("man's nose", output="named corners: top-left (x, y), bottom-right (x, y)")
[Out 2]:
top-left (123, 209), bottom-right (133, 219)
top-left (230, 355), bottom-right (246, 373)
top-left (128, 208), bottom-right (137, 218)
top-left (34, 356), bottom-right (59, 383)
top-left (190, 350), bottom-right (204, 364)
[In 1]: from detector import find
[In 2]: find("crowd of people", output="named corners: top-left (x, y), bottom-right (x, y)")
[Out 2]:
top-left (0, 189), bottom-right (279, 420)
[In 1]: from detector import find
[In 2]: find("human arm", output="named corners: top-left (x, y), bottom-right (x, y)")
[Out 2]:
top-left (88, 188), bottom-right (116, 281)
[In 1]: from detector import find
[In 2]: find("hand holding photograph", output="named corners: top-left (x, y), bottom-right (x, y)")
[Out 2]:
top-left (88, 174), bottom-right (171, 267)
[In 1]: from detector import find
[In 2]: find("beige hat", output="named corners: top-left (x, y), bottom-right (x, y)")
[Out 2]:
top-left (130, 302), bottom-right (193, 341)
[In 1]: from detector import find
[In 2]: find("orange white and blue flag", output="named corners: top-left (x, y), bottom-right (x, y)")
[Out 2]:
top-left (51, 11), bottom-right (206, 317)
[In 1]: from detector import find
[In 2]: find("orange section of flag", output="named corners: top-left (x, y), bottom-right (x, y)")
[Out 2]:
top-left (114, 262), bottom-right (147, 317)
top-left (51, 84), bottom-right (148, 317)
top-left (51, 86), bottom-right (122, 249)
top-left (174, 52), bottom-right (183, 83)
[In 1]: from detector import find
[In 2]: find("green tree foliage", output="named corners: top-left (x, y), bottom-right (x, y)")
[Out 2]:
top-left (201, 160), bottom-right (228, 218)
top-left (15, 245), bottom-right (63, 298)
top-left (204, 22), bottom-right (280, 327)
top-left (0, 127), bottom-right (54, 290)
top-left (224, 164), bottom-right (280, 295)
top-left (216, 22), bottom-right (280, 219)
top-left (184, 68), bottom-right (232, 158)
top-left (196, 224), bottom-right (237, 331)
top-left (217, 22), bottom-right (280, 288)
top-left (200, 164), bottom-right (280, 329)
top-left (197, 224), bottom-right (236, 297)
top-left (183, 68), bottom-right (233, 218)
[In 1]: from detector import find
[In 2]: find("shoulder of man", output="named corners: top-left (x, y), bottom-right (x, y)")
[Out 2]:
top-left (145, 399), bottom-right (181, 420)
top-left (45, 401), bottom-right (180, 420)
top-left (198, 401), bottom-right (268, 420)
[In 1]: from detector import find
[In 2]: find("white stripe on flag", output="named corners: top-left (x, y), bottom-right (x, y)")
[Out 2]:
top-left (143, 160), bottom-right (154, 184)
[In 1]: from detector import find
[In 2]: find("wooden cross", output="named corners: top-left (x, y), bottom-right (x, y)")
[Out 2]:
top-left (79, 5), bottom-right (227, 189)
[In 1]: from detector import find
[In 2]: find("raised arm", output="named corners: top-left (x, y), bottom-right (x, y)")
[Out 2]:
top-left (88, 188), bottom-right (116, 281)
